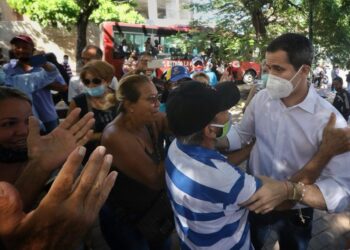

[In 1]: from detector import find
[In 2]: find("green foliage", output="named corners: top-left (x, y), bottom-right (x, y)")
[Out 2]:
top-left (90, 0), bottom-right (144, 24)
top-left (6, 0), bottom-right (144, 28)
top-left (7, 0), bottom-right (79, 27)
top-left (190, 0), bottom-right (350, 66)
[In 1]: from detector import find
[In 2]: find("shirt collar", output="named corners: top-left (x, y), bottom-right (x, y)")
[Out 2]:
top-left (176, 139), bottom-right (227, 162)
top-left (294, 84), bottom-right (317, 114)
top-left (267, 84), bottom-right (317, 114)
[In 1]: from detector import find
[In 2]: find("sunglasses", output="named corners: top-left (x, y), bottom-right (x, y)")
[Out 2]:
top-left (82, 78), bottom-right (102, 85)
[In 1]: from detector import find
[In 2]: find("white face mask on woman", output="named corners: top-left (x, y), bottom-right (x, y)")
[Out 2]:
top-left (266, 66), bottom-right (303, 99)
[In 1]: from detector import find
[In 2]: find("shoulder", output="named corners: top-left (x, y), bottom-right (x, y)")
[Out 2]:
top-left (69, 76), bottom-right (81, 85)
top-left (314, 95), bottom-right (347, 127)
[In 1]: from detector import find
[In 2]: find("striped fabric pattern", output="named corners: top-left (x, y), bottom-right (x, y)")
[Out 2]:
top-left (165, 140), bottom-right (261, 249)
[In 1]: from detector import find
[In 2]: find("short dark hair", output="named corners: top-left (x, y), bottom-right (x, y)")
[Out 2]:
top-left (333, 76), bottom-right (343, 85)
top-left (82, 45), bottom-right (103, 59)
top-left (267, 33), bottom-right (313, 71)
top-left (0, 86), bottom-right (32, 105)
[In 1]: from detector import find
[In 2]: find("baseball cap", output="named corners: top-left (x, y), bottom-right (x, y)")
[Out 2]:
top-left (10, 35), bottom-right (34, 47)
top-left (166, 65), bottom-right (191, 82)
top-left (166, 81), bottom-right (240, 136)
top-left (192, 57), bottom-right (204, 65)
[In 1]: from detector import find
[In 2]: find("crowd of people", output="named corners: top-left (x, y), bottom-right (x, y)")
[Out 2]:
top-left (0, 32), bottom-right (350, 250)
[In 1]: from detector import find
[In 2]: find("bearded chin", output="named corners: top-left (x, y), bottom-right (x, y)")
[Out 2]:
top-left (0, 146), bottom-right (28, 163)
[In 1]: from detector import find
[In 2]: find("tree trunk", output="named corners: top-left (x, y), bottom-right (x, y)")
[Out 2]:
top-left (241, 0), bottom-right (268, 39)
top-left (251, 9), bottom-right (267, 39)
top-left (308, 0), bottom-right (315, 44)
top-left (76, 13), bottom-right (90, 65)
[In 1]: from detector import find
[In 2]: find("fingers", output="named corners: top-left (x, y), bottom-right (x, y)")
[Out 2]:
top-left (48, 146), bottom-right (86, 199)
top-left (76, 130), bottom-right (94, 146)
top-left (72, 146), bottom-right (107, 201)
top-left (73, 118), bottom-right (95, 143)
top-left (27, 116), bottom-right (40, 142)
top-left (84, 154), bottom-right (116, 212)
top-left (325, 112), bottom-right (336, 129)
top-left (99, 171), bottom-right (118, 207)
top-left (70, 112), bottom-right (95, 135)
top-left (239, 194), bottom-right (258, 207)
top-left (0, 182), bottom-right (25, 235)
top-left (59, 108), bottom-right (81, 129)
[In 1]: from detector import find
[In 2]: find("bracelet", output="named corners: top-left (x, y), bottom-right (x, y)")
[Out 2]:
top-left (287, 182), bottom-right (299, 201)
top-left (297, 182), bottom-right (306, 202)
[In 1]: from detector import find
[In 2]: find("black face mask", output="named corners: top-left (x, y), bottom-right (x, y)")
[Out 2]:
top-left (0, 146), bottom-right (28, 163)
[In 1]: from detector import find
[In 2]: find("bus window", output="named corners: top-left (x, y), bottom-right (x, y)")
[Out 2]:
top-left (113, 32), bottom-right (151, 58)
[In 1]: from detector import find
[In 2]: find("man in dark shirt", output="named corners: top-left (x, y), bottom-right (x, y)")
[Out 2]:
top-left (333, 76), bottom-right (350, 121)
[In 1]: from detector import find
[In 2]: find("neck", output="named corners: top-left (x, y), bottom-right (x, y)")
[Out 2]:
top-left (200, 137), bottom-right (216, 150)
top-left (281, 79), bottom-right (309, 107)
top-left (118, 113), bottom-right (146, 132)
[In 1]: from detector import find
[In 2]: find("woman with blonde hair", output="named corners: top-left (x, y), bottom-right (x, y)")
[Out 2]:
top-left (99, 74), bottom-right (174, 250)
top-left (68, 60), bottom-right (118, 162)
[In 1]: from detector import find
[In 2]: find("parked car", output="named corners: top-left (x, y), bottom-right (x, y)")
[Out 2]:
top-left (228, 60), bottom-right (261, 84)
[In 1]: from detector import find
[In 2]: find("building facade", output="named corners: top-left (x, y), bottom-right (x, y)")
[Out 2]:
top-left (137, 0), bottom-right (192, 26)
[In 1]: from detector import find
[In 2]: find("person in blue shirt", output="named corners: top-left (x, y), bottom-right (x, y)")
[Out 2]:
top-left (204, 61), bottom-right (218, 86)
top-left (2, 35), bottom-right (63, 133)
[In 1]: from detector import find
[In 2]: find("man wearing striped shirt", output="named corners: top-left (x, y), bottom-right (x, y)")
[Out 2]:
top-left (165, 81), bottom-right (290, 249)
top-left (165, 80), bottom-right (350, 249)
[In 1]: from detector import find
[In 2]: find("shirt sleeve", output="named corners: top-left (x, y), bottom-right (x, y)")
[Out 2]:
top-left (229, 92), bottom-right (257, 149)
top-left (315, 114), bottom-right (350, 212)
top-left (68, 77), bottom-right (81, 102)
top-left (4, 63), bottom-right (59, 93)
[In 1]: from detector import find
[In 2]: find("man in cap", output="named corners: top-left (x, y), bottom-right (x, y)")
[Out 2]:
top-left (165, 81), bottom-right (333, 249)
top-left (159, 65), bottom-right (192, 113)
top-left (190, 57), bottom-right (205, 76)
top-left (2, 35), bottom-right (63, 132)
top-left (166, 80), bottom-right (350, 249)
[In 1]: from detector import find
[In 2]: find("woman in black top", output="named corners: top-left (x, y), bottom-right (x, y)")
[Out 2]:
top-left (99, 74), bottom-right (173, 250)
top-left (68, 60), bottom-right (118, 163)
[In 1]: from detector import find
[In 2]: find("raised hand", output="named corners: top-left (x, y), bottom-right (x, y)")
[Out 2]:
top-left (0, 146), bottom-right (117, 250)
top-left (319, 113), bottom-right (350, 157)
top-left (27, 108), bottom-right (95, 171)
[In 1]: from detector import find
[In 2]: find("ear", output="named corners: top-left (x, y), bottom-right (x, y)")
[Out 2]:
top-left (301, 65), bottom-right (311, 75)
top-left (123, 100), bottom-right (135, 113)
top-left (203, 125), bottom-right (216, 139)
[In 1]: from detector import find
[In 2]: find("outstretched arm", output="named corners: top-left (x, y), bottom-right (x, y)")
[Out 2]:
top-left (15, 108), bottom-right (95, 211)
top-left (239, 113), bottom-right (350, 213)
top-left (0, 146), bottom-right (117, 250)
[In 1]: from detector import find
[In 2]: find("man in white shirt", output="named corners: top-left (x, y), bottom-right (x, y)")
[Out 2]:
top-left (68, 45), bottom-right (118, 102)
top-left (226, 33), bottom-right (350, 250)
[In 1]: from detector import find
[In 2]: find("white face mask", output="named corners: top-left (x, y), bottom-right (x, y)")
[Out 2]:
top-left (266, 67), bottom-right (303, 99)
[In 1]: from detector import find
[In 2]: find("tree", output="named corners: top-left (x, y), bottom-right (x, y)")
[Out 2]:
top-left (6, 0), bottom-right (144, 61)
top-left (189, 0), bottom-right (350, 66)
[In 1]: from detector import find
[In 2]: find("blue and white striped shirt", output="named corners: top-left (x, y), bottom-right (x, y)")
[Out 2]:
top-left (165, 140), bottom-right (261, 250)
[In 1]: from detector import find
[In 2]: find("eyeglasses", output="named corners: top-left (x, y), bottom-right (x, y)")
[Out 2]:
top-left (145, 93), bottom-right (162, 105)
top-left (82, 78), bottom-right (102, 85)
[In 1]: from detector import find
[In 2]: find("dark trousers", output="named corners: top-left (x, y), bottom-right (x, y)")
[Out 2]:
top-left (249, 208), bottom-right (313, 250)
top-left (99, 204), bottom-right (171, 250)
